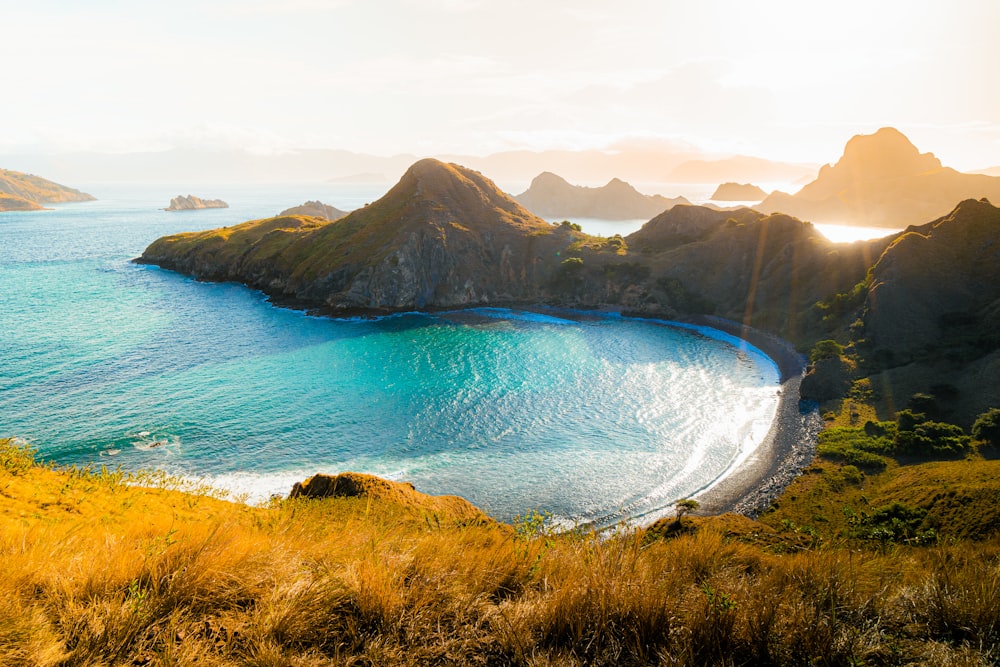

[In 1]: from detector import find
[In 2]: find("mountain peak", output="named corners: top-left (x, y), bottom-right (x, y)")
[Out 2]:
top-left (831, 127), bottom-right (942, 179)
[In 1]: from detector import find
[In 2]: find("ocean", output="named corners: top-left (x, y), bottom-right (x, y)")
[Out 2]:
top-left (0, 184), bottom-right (780, 528)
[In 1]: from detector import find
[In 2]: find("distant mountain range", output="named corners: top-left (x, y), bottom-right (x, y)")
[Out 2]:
top-left (0, 168), bottom-right (95, 211)
top-left (279, 201), bottom-right (349, 221)
top-left (758, 127), bottom-right (1000, 227)
top-left (514, 172), bottom-right (689, 220)
top-left (710, 182), bottom-right (768, 201)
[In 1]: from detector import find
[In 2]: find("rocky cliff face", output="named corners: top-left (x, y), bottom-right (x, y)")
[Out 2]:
top-left (0, 168), bottom-right (95, 205)
top-left (141, 159), bottom-right (578, 311)
top-left (759, 127), bottom-right (1000, 227)
top-left (515, 171), bottom-right (689, 220)
top-left (165, 195), bottom-right (229, 211)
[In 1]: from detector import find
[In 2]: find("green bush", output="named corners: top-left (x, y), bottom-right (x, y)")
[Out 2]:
top-left (972, 408), bottom-right (1000, 446)
top-left (810, 339), bottom-right (844, 363)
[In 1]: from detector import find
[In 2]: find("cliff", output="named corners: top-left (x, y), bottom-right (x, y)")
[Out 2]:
top-left (0, 168), bottom-right (95, 206)
top-left (515, 172), bottom-right (689, 220)
top-left (279, 200), bottom-right (349, 221)
top-left (165, 195), bottom-right (229, 211)
top-left (710, 182), bottom-right (768, 201)
top-left (759, 127), bottom-right (1000, 227)
top-left (140, 159), bottom-right (579, 311)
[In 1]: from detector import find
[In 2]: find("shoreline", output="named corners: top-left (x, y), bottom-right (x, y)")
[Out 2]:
top-left (677, 315), bottom-right (821, 517)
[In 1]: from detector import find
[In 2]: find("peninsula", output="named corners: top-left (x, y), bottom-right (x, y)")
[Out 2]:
top-left (278, 200), bottom-right (349, 221)
top-left (0, 167), bottom-right (95, 210)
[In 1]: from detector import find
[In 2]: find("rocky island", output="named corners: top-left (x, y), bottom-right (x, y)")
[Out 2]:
top-left (0, 167), bottom-right (95, 211)
top-left (165, 194), bottom-right (229, 211)
top-left (710, 182), bottom-right (768, 201)
top-left (515, 171), bottom-right (689, 220)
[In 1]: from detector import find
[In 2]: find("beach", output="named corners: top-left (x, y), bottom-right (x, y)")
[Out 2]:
top-left (680, 315), bottom-right (822, 517)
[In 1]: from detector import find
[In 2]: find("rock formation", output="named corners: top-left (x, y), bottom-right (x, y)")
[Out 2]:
top-left (710, 182), bottom-right (768, 201)
top-left (758, 127), bottom-right (1000, 227)
top-left (290, 472), bottom-right (489, 523)
top-left (165, 195), bottom-right (229, 211)
top-left (515, 172), bottom-right (688, 220)
top-left (278, 200), bottom-right (348, 221)
top-left (0, 168), bottom-right (95, 207)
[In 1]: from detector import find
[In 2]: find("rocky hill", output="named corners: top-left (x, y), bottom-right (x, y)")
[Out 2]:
top-left (278, 200), bottom-right (349, 221)
top-left (0, 168), bottom-right (95, 208)
top-left (165, 195), bottom-right (229, 211)
top-left (759, 127), bottom-right (1000, 227)
top-left (515, 172), bottom-right (688, 220)
top-left (710, 182), bottom-right (768, 201)
top-left (140, 159), bottom-right (578, 311)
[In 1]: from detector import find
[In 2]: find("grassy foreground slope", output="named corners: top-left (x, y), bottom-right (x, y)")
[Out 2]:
top-left (3, 437), bottom-right (1000, 666)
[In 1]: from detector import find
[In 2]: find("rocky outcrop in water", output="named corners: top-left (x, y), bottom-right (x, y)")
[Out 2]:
top-left (165, 195), bottom-right (229, 211)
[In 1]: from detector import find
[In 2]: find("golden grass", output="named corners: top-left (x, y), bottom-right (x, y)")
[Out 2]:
top-left (3, 437), bottom-right (1000, 665)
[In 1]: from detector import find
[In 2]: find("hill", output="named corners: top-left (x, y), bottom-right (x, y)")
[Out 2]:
top-left (0, 167), bottom-right (95, 207)
top-left (140, 159), bottom-right (578, 311)
top-left (278, 200), bottom-right (348, 220)
top-left (710, 182), bottom-right (768, 201)
top-left (514, 171), bottom-right (689, 220)
top-left (759, 127), bottom-right (1000, 227)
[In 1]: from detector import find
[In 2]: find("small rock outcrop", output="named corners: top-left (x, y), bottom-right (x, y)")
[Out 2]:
top-left (710, 182), bottom-right (768, 201)
top-left (516, 172), bottom-right (688, 220)
top-left (278, 200), bottom-right (348, 221)
top-left (165, 195), bottom-right (229, 211)
top-left (289, 472), bottom-right (490, 523)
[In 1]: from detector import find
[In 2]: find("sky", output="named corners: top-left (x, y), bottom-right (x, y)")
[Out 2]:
top-left (2, 0), bottom-right (999, 170)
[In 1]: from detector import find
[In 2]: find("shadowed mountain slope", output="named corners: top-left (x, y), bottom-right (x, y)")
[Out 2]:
top-left (759, 128), bottom-right (1000, 227)
top-left (515, 171), bottom-right (689, 220)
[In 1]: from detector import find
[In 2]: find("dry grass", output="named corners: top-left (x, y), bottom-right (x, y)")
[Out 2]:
top-left (3, 437), bottom-right (1000, 665)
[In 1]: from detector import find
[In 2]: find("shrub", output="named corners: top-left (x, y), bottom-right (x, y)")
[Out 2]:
top-left (0, 438), bottom-right (36, 475)
top-left (972, 408), bottom-right (1000, 446)
top-left (810, 339), bottom-right (844, 363)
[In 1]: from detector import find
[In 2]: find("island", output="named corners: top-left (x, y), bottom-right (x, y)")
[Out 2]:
top-left (0, 167), bottom-right (95, 210)
top-left (515, 171), bottom-right (689, 220)
top-left (165, 194), bottom-right (229, 211)
top-left (710, 182), bottom-right (768, 201)
top-left (278, 200), bottom-right (348, 221)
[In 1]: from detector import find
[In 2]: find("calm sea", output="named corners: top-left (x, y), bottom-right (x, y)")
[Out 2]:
top-left (0, 184), bottom-right (779, 527)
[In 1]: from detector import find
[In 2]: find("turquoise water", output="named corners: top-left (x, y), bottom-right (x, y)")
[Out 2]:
top-left (0, 185), bottom-right (779, 527)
